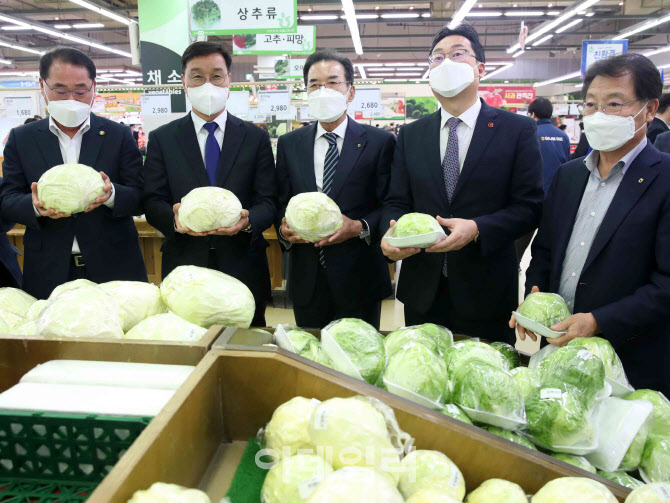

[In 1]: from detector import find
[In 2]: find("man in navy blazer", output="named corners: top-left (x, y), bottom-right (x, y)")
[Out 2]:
top-left (0, 47), bottom-right (146, 299)
top-left (516, 53), bottom-right (670, 395)
top-left (382, 24), bottom-right (543, 342)
top-left (277, 50), bottom-right (395, 329)
top-left (0, 178), bottom-right (22, 288)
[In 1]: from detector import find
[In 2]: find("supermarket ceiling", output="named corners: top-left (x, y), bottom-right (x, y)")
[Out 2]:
top-left (0, 0), bottom-right (669, 84)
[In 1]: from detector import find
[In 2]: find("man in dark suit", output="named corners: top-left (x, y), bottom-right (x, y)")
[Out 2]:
top-left (514, 53), bottom-right (670, 395)
top-left (143, 42), bottom-right (276, 327)
top-left (0, 47), bottom-right (146, 299)
top-left (277, 50), bottom-right (395, 330)
top-left (0, 178), bottom-right (22, 288)
top-left (646, 92), bottom-right (670, 143)
top-left (654, 128), bottom-right (670, 153)
top-left (382, 24), bottom-right (543, 343)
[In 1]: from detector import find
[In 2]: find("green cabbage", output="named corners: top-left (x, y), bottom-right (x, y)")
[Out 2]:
top-left (383, 342), bottom-right (448, 404)
top-left (567, 337), bottom-right (628, 386)
top-left (265, 397), bottom-right (320, 459)
top-left (394, 213), bottom-right (443, 237)
top-left (398, 450), bottom-right (466, 500)
top-left (519, 292), bottom-right (571, 328)
top-left (262, 454), bottom-right (333, 503)
top-left (444, 340), bottom-right (509, 380)
top-left (286, 329), bottom-right (319, 353)
top-left (0, 309), bottom-right (23, 330)
top-left (440, 404), bottom-right (473, 425)
top-left (13, 320), bottom-right (39, 336)
top-left (123, 313), bottom-right (207, 342)
top-left (641, 437), bottom-right (670, 483)
top-left (306, 467), bottom-right (404, 503)
top-left (285, 192), bottom-right (343, 243)
top-left (37, 164), bottom-right (105, 215)
top-left (160, 266), bottom-right (255, 328)
top-left (465, 479), bottom-right (528, 503)
top-left (619, 412), bottom-right (651, 471)
top-left (385, 324), bottom-right (453, 358)
top-left (322, 319), bottom-right (385, 384)
top-left (99, 281), bottom-right (166, 332)
top-left (625, 390), bottom-right (670, 440)
top-left (0, 316), bottom-right (8, 334)
top-left (298, 340), bottom-right (334, 369)
top-left (490, 342), bottom-right (521, 369)
top-left (49, 279), bottom-right (98, 299)
top-left (597, 471), bottom-right (644, 490)
top-left (178, 187), bottom-right (242, 232)
top-left (510, 367), bottom-right (539, 401)
top-left (26, 299), bottom-right (50, 320)
top-left (539, 346), bottom-right (606, 405)
top-left (625, 483), bottom-right (670, 503)
top-left (405, 489), bottom-right (462, 503)
top-left (128, 482), bottom-right (210, 503)
top-left (484, 425), bottom-right (537, 450)
top-left (551, 453), bottom-right (597, 473)
top-left (0, 287), bottom-right (36, 318)
top-left (531, 477), bottom-right (618, 503)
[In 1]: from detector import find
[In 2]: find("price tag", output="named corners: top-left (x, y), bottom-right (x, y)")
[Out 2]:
top-left (276, 105), bottom-right (297, 121)
top-left (5, 97), bottom-right (33, 119)
top-left (227, 91), bottom-right (250, 117)
top-left (141, 93), bottom-right (171, 116)
top-left (299, 105), bottom-right (314, 121)
top-left (349, 88), bottom-right (383, 118)
top-left (540, 388), bottom-right (563, 400)
top-left (258, 90), bottom-right (290, 115)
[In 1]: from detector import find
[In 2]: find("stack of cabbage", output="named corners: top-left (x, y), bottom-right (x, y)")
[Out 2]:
top-left (128, 482), bottom-right (210, 502)
top-left (285, 192), bottom-right (343, 242)
top-left (36, 163), bottom-right (105, 215)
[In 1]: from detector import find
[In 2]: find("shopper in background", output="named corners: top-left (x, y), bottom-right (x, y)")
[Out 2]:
top-left (143, 42), bottom-right (276, 327)
top-left (654, 129), bottom-right (670, 153)
top-left (0, 178), bottom-right (22, 288)
top-left (570, 119), bottom-right (591, 159)
top-left (646, 92), bottom-right (670, 143)
top-left (381, 23), bottom-right (543, 343)
top-left (558, 124), bottom-right (567, 132)
top-left (0, 46), bottom-right (146, 299)
top-left (514, 53), bottom-right (670, 395)
top-left (276, 49), bottom-right (395, 329)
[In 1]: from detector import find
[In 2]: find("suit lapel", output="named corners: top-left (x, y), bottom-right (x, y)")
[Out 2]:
top-left (329, 118), bottom-right (366, 200)
top-left (78, 114), bottom-right (104, 168)
top-left (174, 114), bottom-right (209, 187)
top-left (423, 111), bottom-right (449, 206)
top-left (216, 113), bottom-right (246, 187)
top-left (35, 124), bottom-right (64, 169)
top-left (300, 123), bottom-right (318, 192)
top-left (582, 144), bottom-right (660, 273)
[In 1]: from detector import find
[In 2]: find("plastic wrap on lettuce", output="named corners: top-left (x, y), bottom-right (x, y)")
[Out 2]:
top-left (518, 292), bottom-right (571, 328)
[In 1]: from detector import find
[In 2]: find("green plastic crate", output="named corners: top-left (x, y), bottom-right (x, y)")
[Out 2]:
top-left (0, 477), bottom-right (96, 502)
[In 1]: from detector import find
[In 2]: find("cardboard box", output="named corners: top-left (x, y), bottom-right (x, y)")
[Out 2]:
top-left (87, 349), bottom-right (630, 502)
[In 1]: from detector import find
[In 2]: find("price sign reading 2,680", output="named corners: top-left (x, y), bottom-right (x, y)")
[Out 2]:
top-left (361, 102), bottom-right (379, 109)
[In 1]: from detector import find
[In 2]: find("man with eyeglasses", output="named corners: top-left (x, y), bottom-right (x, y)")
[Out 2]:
top-left (276, 49), bottom-right (395, 329)
top-left (143, 42), bottom-right (276, 327)
top-left (0, 47), bottom-right (146, 299)
top-left (382, 23), bottom-right (543, 343)
top-left (511, 53), bottom-right (670, 395)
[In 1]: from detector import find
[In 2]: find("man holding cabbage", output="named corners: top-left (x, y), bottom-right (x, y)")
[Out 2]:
top-left (143, 42), bottom-right (276, 327)
top-left (0, 47), bottom-right (147, 299)
top-left (276, 49), bottom-right (396, 329)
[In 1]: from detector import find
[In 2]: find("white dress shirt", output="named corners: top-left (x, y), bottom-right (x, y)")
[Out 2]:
top-left (191, 110), bottom-right (227, 163)
top-left (439, 98), bottom-right (482, 171)
top-left (314, 116), bottom-right (348, 192)
top-left (46, 115), bottom-right (115, 254)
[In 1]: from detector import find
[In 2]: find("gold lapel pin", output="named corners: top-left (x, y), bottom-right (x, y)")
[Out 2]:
top-left (99, 131), bottom-right (105, 136)
top-left (357, 143), bottom-right (361, 147)
top-left (639, 178), bottom-right (644, 183)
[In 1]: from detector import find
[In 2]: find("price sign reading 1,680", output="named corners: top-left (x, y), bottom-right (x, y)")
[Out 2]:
top-left (270, 104), bottom-right (288, 112)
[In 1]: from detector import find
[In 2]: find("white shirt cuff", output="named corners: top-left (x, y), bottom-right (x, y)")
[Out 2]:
top-left (103, 184), bottom-right (116, 209)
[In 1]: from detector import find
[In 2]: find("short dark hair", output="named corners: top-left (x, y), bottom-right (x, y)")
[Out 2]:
top-left (303, 49), bottom-right (354, 86)
top-left (23, 118), bottom-right (37, 125)
top-left (39, 46), bottom-right (96, 81)
top-left (181, 42), bottom-right (232, 74)
top-left (528, 97), bottom-right (553, 119)
top-left (583, 53), bottom-right (662, 102)
top-left (430, 23), bottom-right (486, 63)
top-left (658, 93), bottom-right (670, 114)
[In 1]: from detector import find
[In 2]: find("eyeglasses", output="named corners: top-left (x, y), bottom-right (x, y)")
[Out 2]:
top-left (44, 81), bottom-right (93, 99)
top-left (188, 74), bottom-right (228, 87)
top-left (428, 49), bottom-right (475, 66)
top-left (579, 99), bottom-right (640, 115)
top-left (306, 81), bottom-right (349, 93)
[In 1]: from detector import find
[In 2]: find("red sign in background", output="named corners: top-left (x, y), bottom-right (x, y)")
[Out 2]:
top-left (478, 86), bottom-right (536, 107)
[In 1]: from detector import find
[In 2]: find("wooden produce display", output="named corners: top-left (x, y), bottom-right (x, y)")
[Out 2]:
top-left (87, 349), bottom-right (630, 502)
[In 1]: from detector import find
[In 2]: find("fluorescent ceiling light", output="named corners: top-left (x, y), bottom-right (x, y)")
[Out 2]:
top-left (645, 45), bottom-right (670, 56)
top-left (365, 72), bottom-right (396, 76)
top-left (341, 14), bottom-right (379, 19)
top-left (466, 11), bottom-right (503, 16)
top-left (421, 13), bottom-right (431, 17)
top-left (67, 0), bottom-right (133, 25)
top-left (534, 70), bottom-right (581, 87)
top-left (482, 63), bottom-right (514, 81)
top-left (300, 15), bottom-right (339, 20)
top-left (0, 40), bottom-right (44, 55)
top-left (1, 26), bottom-right (27, 30)
top-left (585, 11), bottom-right (595, 15)
top-left (513, 50), bottom-right (525, 57)
top-left (450, 0), bottom-right (478, 28)
top-left (356, 63), bottom-right (385, 67)
top-left (384, 78), bottom-right (419, 81)
top-left (380, 12), bottom-right (420, 18)
top-left (612, 14), bottom-right (670, 40)
top-left (556, 18), bottom-right (582, 32)
top-left (547, 10), bottom-right (561, 15)
top-left (575, 83), bottom-right (583, 88)
top-left (73, 23), bottom-right (104, 28)
top-left (357, 66), bottom-right (367, 79)
top-left (53, 24), bottom-right (72, 29)
top-left (385, 62), bottom-right (416, 66)
top-left (532, 34), bottom-right (553, 46)
top-left (505, 11), bottom-right (545, 16)
top-left (342, 0), bottom-right (364, 55)
top-left (0, 58), bottom-right (11, 64)
top-left (0, 15), bottom-right (30, 28)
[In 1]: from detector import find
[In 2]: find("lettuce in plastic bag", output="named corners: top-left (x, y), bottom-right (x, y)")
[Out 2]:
top-left (298, 340), bottom-right (334, 369)
top-left (597, 470), bottom-right (644, 490)
top-left (484, 425), bottom-right (537, 450)
top-left (383, 342), bottom-right (448, 405)
top-left (551, 453), bottom-right (597, 473)
top-left (510, 367), bottom-right (539, 401)
top-left (539, 346), bottom-right (606, 405)
top-left (394, 213), bottom-right (443, 237)
top-left (641, 437), bottom-right (670, 483)
top-left (567, 337), bottom-right (630, 390)
top-left (440, 404), bottom-right (473, 425)
top-left (385, 324), bottom-right (453, 358)
top-left (625, 390), bottom-right (670, 440)
top-left (490, 342), bottom-right (521, 369)
top-left (519, 292), bottom-right (571, 328)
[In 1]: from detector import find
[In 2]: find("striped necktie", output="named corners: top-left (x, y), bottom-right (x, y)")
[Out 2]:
top-left (441, 117), bottom-right (460, 277)
top-left (320, 132), bottom-right (339, 267)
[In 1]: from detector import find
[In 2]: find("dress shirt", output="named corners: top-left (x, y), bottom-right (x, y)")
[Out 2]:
top-left (314, 116), bottom-right (348, 192)
top-left (191, 110), bottom-right (227, 164)
top-left (439, 98), bottom-right (482, 171)
top-left (559, 137), bottom-right (648, 310)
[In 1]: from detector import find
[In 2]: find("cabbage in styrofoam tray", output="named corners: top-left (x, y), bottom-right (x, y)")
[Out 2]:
top-left (178, 186), bottom-right (243, 232)
top-left (298, 340), bottom-right (334, 369)
top-left (619, 410), bottom-right (651, 471)
top-left (551, 453), bottom-right (596, 473)
top-left (490, 341), bottom-right (521, 369)
top-left (286, 329), bottom-right (319, 353)
top-left (306, 467), bottom-right (404, 503)
top-left (539, 346), bottom-right (606, 406)
top-left (261, 453), bottom-right (333, 503)
top-left (519, 291), bottom-right (571, 328)
top-left (285, 192), bottom-right (343, 243)
top-left (383, 342), bottom-right (448, 405)
top-left (625, 483), bottom-right (670, 503)
top-left (510, 366), bottom-right (539, 401)
top-left (127, 482), bottom-right (210, 503)
top-left (597, 470), bottom-right (644, 490)
top-left (100, 281), bottom-right (166, 332)
top-left (567, 337), bottom-right (630, 389)
top-left (398, 450), bottom-right (466, 500)
top-left (465, 479), bottom-right (528, 503)
top-left (385, 324), bottom-right (453, 358)
top-left (625, 390), bottom-right (670, 440)
top-left (123, 313), bottom-right (207, 342)
top-left (265, 397), bottom-right (320, 459)
top-left (443, 340), bottom-right (509, 380)
top-left (531, 477), bottom-right (617, 503)
top-left (37, 164), bottom-right (105, 214)
top-left (394, 213), bottom-right (443, 237)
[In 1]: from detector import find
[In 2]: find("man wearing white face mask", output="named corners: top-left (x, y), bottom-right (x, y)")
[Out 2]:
top-left (143, 42), bottom-right (276, 327)
top-left (276, 49), bottom-right (396, 329)
top-left (0, 47), bottom-right (146, 299)
top-left (513, 53), bottom-right (670, 396)
top-left (382, 24), bottom-right (543, 343)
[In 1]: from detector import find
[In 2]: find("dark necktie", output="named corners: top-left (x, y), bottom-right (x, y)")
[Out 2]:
top-left (320, 132), bottom-right (339, 267)
top-left (441, 117), bottom-right (461, 276)
top-left (204, 122), bottom-right (220, 186)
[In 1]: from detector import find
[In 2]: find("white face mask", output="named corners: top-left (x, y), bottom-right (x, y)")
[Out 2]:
top-left (430, 59), bottom-right (480, 98)
top-left (583, 102), bottom-right (648, 152)
top-left (308, 86), bottom-right (349, 123)
top-left (45, 92), bottom-right (93, 128)
top-left (186, 83), bottom-right (229, 116)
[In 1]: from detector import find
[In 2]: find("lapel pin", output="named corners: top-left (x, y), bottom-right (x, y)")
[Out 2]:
top-left (488, 122), bottom-right (494, 128)
top-left (357, 143), bottom-right (361, 147)
top-left (99, 130), bottom-right (105, 136)
top-left (639, 178), bottom-right (644, 183)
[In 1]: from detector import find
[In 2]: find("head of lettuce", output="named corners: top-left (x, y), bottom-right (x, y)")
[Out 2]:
top-left (285, 192), bottom-right (343, 243)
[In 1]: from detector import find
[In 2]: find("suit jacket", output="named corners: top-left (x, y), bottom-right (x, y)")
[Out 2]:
top-left (383, 100), bottom-right (544, 323)
top-left (647, 116), bottom-right (669, 144)
top-left (143, 112), bottom-right (276, 304)
top-left (654, 129), bottom-right (670, 154)
top-left (0, 178), bottom-right (22, 288)
top-left (0, 115), bottom-right (147, 299)
top-left (276, 119), bottom-right (395, 308)
top-left (526, 143), bottom-right (670, 394)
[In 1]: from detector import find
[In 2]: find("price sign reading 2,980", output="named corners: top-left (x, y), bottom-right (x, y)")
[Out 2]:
top-left (141, 93), bottom-right (172, 116)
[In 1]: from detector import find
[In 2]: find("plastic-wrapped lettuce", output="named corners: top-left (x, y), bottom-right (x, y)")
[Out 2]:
top-left (567, 337), bottom-right (631, 394)
top-left (99, 281), bottom-right (166, 332)
top-left (382, 342), bottom-right (448, 406)
top-left (26, 299), bottom-right (50, 321)
top-left (551, 453), bottom-right (597, 473)
top-left (37, 287), bottom-right (123, 339)
top-left (519, 292), bottom-right (571, 328)
top-left (298, 340), bottom-right (334, 369)
top-left (510, 367), bottom-right (539, 401)
top-left (405, 489), bottom-right (462, 503)
top-left (123, 313), bottom-right (207, 341)
top-left (385, 324), bottom-right (453, 358)
top-left (440, 404), bottom-right (473, 425)
top-left (285, 192), bottom-right (343, 243)
top-left (444, 340), bottom-right (509, 381)
top-left (321, 319), bottom-right (385, 384)
top-left (177, 187), bottom-right (243, 232)
top-left (531, 477), bottom-right (617, 503)
top-left (465, 479), bottom-right (528, 503)
top-left (127, 482), bottom-right (210, 503)
top-left (597, 471), bottom-right (644, 490)
top-left (13, 320), bottom-right (39, 336)
top-left (619, 412), bottom-right (651, 471)
top-left (451, 360), bottom-right (526, 429)
top-left (641, 437), bottom-right (670, 483)
top-left (394, 213), bottom-right (443, 237)
top-left (265, 397), bottom-right (320, 459)
top-left (37, 164), bottom-right (105, 215)
top-left (490, 342), bottom-right (521, 369)
top-left (261, 453), bottom-right (333, 503)
top-left (306, 467), bottom-right (404, 503)
top-left (286, 329), bottom-right (319, 353)
top-left (398, 450), bottom-right (466, 501)
top-left (539, 346), bottom-right (606, 405)
top-left (625, 390), bottom-right (670, 440)
top-left (48, 279), bottom-right (98, 299)
top-left (484, 425), bottom-right (537, 450)
top-left (0, 287), bottom-right (36, 318)
top-left (625, 483), bottom-right (670, 503)
top-left (160, 266), bottom-right (255, 328)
